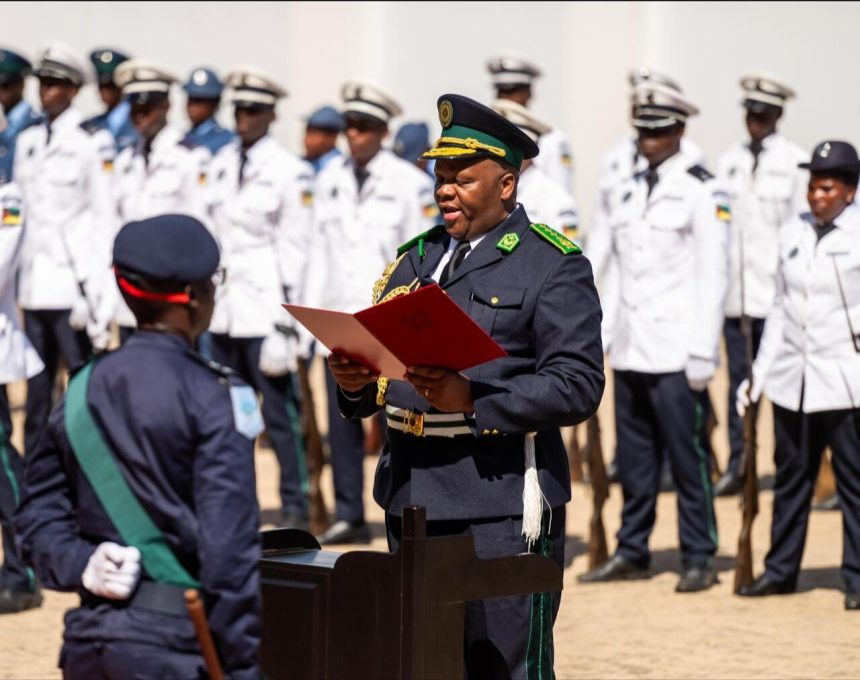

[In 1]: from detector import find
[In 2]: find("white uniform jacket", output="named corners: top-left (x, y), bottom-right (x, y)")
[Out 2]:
top-left (304, 149), bottom-right (436, 319)
top-left (716, 133), bottom-right (808, 318)
top-left (587, 149), bottom-right (730, 374)
top-left (534, 127), bottom-right (574, 196)
top-left (516, 163), bottom-right (578, 239)
top-left (206, 135), bottom-right (315, 338)
top-left (13, 107), bottom-right (115, 310)
top-left (0, 183), bottom-right (43, 383)
top-left (753, 205), bottom-right (860, 413)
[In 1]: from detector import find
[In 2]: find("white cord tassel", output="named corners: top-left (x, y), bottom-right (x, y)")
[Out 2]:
top-left (522, 432), bottom-right (549, 549)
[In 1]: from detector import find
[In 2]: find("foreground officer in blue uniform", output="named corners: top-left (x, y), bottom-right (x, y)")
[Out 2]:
top-left (329, 94), bottom-right (604, 679)
top-left (0, 48), bottom-right (41, 184)
top-left (182, 67), bottom-right (234, 155)
top-left (14, 214), bottom-right (262, 678)
top-left (83, 48), bottom-right (137, 152)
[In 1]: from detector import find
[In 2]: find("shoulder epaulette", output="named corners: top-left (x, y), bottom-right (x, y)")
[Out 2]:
top-left (79, 120), bottom-right (103, 135)
top-left (687, 164), bottom-right (714, 182)
top-left (186, 350), bottom-right (236, 381)
top-left (397, 224), bottom-right (446, 255)
top-left (178, 138), bottom-right (198, 150)
top-left (529, 223), bottom-right (582, 255)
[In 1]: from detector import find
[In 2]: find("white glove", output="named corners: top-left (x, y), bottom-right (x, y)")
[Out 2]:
top-left (259, 331), bottom-right (298, 377)
top-left (736, 377), bottom-right (763, 418)
top-left (81, 542), bottom-right (142, 600)
top-left (68, 295), bottom-right (91, 331)
top-left (87, 320), bottom-right (112, 352)
top-left (685, 356), bottom-right (716, 392)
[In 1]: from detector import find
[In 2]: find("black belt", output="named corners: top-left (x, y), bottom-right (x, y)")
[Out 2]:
top-left (81, 580), bottom-right (188, 617)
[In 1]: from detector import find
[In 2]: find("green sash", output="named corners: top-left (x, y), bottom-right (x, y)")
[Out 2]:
top-left (65, 361), bottom-right (199, 588)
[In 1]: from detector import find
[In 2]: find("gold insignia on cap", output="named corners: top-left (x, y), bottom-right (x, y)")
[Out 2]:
top-left (821, 142), bottom-right (831, 158)
top-left (438, 99), bottom-right (454, 128)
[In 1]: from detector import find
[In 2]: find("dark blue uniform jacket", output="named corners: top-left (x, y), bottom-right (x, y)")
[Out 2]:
top-left (14, 332), bottom-right (261, 679)
top-left (339, 205), bottom-right (605, 521)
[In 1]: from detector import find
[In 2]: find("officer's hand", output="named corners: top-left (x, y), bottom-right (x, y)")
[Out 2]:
top-left (260, 331), bottom-right (298, 376)
top-left (736, 378), bottom-right (763, 418)
top-left (87, 320), bottom-right (112, 352)
top-left (328, 353), bottom-right (379, 393)
top-left (81, 542), bottom-right (142, 600)
top-left (68, 296), bottom-right (90, 331)
top-left (406, 366), bottom-right (474, 413)
top-left (685, 356), bottom-right (715, 392)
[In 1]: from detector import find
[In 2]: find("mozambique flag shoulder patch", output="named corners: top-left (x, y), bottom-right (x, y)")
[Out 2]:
top-left (197, 171), bottom-right (207, 186)
top-left (530, 223), bottom-right (581, 255)
top-left (301, 189), bottom-right (314, 207)
top-left (2, 206), bottom-right (21, 226)
top-left (716, 203), bottom-right (731, 222)
top-left (102, 159), bottom-right (114, 173)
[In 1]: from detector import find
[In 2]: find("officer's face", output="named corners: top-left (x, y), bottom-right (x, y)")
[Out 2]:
top-left (187, 97), bottom-right (218, 127)
top-left (636, 123), bottom-right (683, 167)
top-left (345, 115), bottom-right (386, 165)
top-left (808, 174), bottom-right (857, 224)
top-left (304, 126), bottom-right (338, 160)
top-left (131, 98), bottom-right (169, 139)
top-left (38, 77), bottom-right (78, 120)
top-left (189, 278), bottom-right (217, 338)
top-left (0, 77), bottom-right (25, 112)
top-left (98, 83), bottom-right (122, 110)
top-left (434, 157), bottom-right (516, 241)
top-left (745, 108), bottom-right (781, 143)
top-left (234, 106), bottom-right (275, 147)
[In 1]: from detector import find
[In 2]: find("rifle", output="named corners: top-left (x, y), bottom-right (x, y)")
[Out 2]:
top-left (184, 589), bottom-right (225, 680)
top-left (584, 415), bottom-right (609, 569)
top-left (295, 355), bottom-right (330, 536)
top-left (567, 424), bottom-right (585, 483)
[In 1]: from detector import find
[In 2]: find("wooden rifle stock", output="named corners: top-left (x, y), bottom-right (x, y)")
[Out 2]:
top-left (733, 315), bottom-right (760, 593)
top-left (585, 415), bottom-right (609, 569)
top-left (184, 589), bottom-right (225, 680)
top-left (296, 356), bottom-right (330, 535)
top-left (567, 424), bottom-right (584, 483)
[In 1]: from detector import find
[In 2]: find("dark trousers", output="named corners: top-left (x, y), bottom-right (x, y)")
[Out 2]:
top-left (386, 508), bottom-right (565, 680)
top-left (0, 386), bottom-right (34, 592)
top-left (210, 334), bottom-right (308, 516)
top-left (765, 405), bottom-right (860, 593)
top-left (723, 317), bottom-right (766, 475)
top-left (614, 370), bottom-right (718, 569)
top-left (23, 309), bottom-right (91, 455)
top-left (60, 639), bottom-right (204, 680)
top-left (325, 366), bottom-right (366, 523)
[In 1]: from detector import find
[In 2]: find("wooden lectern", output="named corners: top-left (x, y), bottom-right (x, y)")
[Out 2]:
top-left (259, 505), bottom-right (563, 680)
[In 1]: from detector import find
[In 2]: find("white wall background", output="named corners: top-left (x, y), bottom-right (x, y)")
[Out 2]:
top-left (5, 1), bottom-right (860, 226)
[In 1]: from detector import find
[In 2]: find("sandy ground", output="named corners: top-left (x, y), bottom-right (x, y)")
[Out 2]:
top-left (1, 358), bottom-right (857, 679)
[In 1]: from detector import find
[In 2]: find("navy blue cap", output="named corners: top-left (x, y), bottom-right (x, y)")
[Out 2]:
top-left (113, 214), bottom-right (220, 284)
top-left (0, 49), bottom-right (32, 85)
top-left (306, 105), bottom-right (344, 131)
top-left (799, 140), bottom-right (860, 174)
top-left (183, 67), bottom-right (224, 99)
top-left (89, 48), bottom-right (130, 85)
top-left (394, 122), bottom-right (430, 162)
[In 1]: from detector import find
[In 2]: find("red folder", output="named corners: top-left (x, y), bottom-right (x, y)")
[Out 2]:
top-left (283, 284), bottom-right (507, 376)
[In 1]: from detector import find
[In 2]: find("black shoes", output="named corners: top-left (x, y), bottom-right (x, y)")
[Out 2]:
top-left (676, 565), bottom-right (719, 593)
top-left (845, 592), bottom-right (860, 610)
top-left (737, 574), bottom-right (797, 597)
top-left (279, 510), bottom-right (310, 532)
top-left (0, 587), bottom-right (43, 614)
top-left (713, 471), bottom-right (742, 497)
top-left (317, 520), bottom-right (371, 546)
top-left (577, 554), bottom-right (650, 583)
top-left (812, 493), bottom-right (841, 512)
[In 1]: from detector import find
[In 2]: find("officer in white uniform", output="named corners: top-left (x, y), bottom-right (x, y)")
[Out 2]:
top-left (737, 141), bottom-right (860, 611)
top-left (492, 98), bottom-right (578, 239)
top-left (305, 80), bottom-right (437, 545)
top-left (205, 66), bottom-right (314, 530)
top-left (0, 181), bottom-right (44, 614)
top-left (93, 59), bottom-right (206, 344)
top-left (14, 43), bottom-right (114, 455)
top-left (579, 84), bottom-right (729, 592)
top-left (486, 52), bottom-right (574, 195)
top-left (712, 75), bottom-right (808, 496)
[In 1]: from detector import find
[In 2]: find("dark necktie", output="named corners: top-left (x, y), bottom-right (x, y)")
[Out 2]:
top-left (238, 150), bottom-right (248, 187)
top-left (439, 241), bottom-right (471, 286)
top-left (749, 139), bottom-right (764, 174)
top-left (142, 140), bottom-right (153, 168)
top-left (45, 124), bottom-right (52, 146)
top-left (645, 166), bottom-right (659, 197)
top-left (815, 221), bottom-right (836, 243)
top-left (355, 166), bottom-right (370, 192)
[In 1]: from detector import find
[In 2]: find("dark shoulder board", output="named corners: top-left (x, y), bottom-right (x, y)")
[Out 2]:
top-left (179, 138), bottom-right (198, 150)
top-left (185, 350), bottom-right (237, 383)
top-left (687, 164), bottom-right (714, 182)
top-left (397, 224), bottom-right (446, 255)
top-left (79, 119), bottom-right (104, 135)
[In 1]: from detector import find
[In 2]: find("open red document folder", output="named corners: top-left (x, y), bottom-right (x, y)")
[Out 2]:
top-left (283, 284), bottom-right (507, 377)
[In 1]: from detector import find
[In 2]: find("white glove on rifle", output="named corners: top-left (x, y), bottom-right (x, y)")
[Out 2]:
top-left (685, 356), bottom-right (716, 392)
top-left (259, 328), bottom-right (298, 377)
top-left (87, 319), bottom-right (112, 352)
top-left (736, 377), bottom-right (763, 418)
top-left (68, 294), bottom-right (91, 331)
top-left (81, 542), bottom-right (142, 600)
